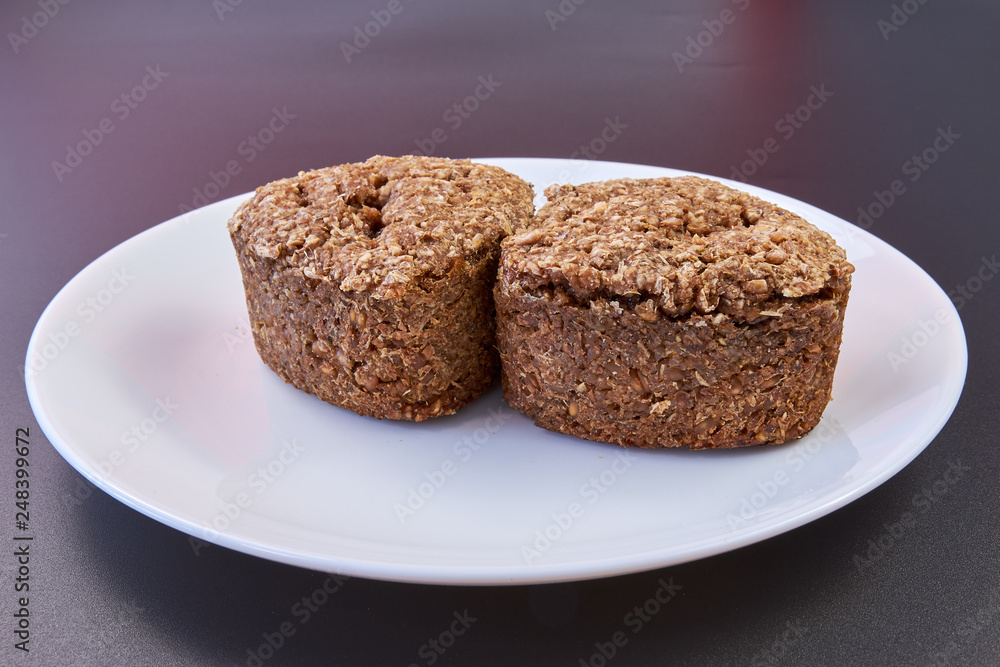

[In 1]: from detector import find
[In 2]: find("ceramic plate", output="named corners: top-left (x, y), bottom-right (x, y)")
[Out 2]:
top-left (25, 158), bottom-right (967, 585)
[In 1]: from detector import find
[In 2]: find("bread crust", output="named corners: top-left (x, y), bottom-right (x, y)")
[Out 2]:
top-left (495, 176), bottom-right (853, 449)
top-left (228, 155), bottom-right (534, 421)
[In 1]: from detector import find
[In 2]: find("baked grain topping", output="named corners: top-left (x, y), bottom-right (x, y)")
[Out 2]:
top-left (501, 176), bottom-right (853, 321)
top-left (229, 155), bottom-right (534, 300)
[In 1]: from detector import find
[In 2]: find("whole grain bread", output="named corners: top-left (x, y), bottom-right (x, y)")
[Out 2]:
top-left (228, 155), bottom-right (534, 421)
top-left (495, 176), bottom-right (853, 449)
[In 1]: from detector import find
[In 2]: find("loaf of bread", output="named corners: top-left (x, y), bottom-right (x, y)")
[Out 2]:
top-left (228, 155), bottom-right (534, 421)
top-left (495, 176), bottom-right (853, 449)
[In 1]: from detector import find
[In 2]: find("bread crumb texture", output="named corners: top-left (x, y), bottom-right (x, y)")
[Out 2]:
top-left (496, 176), bottom-right (854, 449)
top-left (229, 155), bottom-right (534, 421)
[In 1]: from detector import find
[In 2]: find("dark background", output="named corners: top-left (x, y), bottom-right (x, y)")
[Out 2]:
top-left (2, 1), bottom-right (998, 665)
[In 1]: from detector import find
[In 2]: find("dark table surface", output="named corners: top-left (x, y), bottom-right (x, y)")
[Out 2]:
top-left (2, 1), bottom-right (998, 665)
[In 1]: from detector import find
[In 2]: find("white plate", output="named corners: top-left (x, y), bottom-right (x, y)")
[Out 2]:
top-left (25, 158), bottom-right (967, 585)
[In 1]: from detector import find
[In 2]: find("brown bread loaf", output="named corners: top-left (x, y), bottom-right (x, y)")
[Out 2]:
top-left (495, 176), bottom-right (853, 449)
top-left (228, 155), bottom-right (534, 421)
